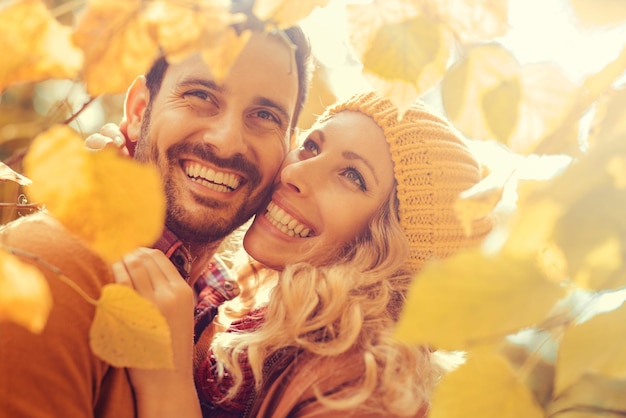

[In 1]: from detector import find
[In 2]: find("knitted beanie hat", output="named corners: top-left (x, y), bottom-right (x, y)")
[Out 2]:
top-left (322, 91), bottom-right (494, 274)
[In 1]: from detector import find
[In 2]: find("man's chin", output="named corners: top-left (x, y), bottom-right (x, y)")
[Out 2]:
top-left (166, 212), bottom-right (243, 244)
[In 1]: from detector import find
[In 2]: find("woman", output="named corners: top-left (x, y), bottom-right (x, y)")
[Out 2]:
top-left (114, 91), bottom-right (494, 417)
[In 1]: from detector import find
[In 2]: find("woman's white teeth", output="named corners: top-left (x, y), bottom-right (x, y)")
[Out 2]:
top-left (186, 163), bottom-right (240, 191)
top-left (265, 201), bottom-right (311, 238)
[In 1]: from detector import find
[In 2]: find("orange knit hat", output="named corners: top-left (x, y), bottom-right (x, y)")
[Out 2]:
top-left (323, 91), bottom-right (494, 274)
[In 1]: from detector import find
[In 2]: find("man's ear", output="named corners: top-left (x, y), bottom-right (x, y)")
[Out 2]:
top-left (123, 75), bottom-right (149, 144)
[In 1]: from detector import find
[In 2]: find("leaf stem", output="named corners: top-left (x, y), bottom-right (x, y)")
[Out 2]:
top-left (4, 246), bottom-right (99, 306)
top-left (50, 0), bottom-right (87, 19)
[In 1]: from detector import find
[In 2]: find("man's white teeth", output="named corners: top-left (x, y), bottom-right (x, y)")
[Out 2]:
top-left (186, 163), bottom-right (240, 191)
top-left (265, 201), bottom-right (311, 238)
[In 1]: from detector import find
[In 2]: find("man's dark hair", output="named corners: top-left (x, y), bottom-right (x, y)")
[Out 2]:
top-left (145, 2), bottom-right (311, 130)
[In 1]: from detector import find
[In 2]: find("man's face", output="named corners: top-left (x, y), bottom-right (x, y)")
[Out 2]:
top-left (131, 33), bottom-right (299, 244)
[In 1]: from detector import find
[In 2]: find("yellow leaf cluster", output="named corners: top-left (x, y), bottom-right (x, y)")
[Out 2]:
top-left (23, 125), bottom-right (165, 263)
top-left (253, 0), bottom-right (331, 28)
top-left (569, 0), bottom-right (626, 27)
top-left (346, 2), bottom-right (452, 112)
top-left (429, 350), bottom-right (544, 418)
top-left (454, 176), bottom-right (505, 237)
top-left (73, 0), bottom-right (235, 95)
top-left (426, 0), bottom-right (510, 43)
top-left (0, 249), bottom-right (51, 333)
top-left (394, 249), bottom-right (566, 351)
top-left (556, 303), bottom-right (626, 395)
top-left (442, 43), bottom-right (522, 143)
top-left (0, 0), bottom-right (82, 93)
top-left (441, 44), bottom-right (582, 153)
top-left (72, 0), bottom-right (159, 96)
top-left (90, 284), bottom-right (173, 369)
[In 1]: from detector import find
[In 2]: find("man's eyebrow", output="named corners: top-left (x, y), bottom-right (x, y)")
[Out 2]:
top-left (177, 78), bottom-right (222, 92)
top-left (175, 78), bottom-right (291, 125)
top-left (254, 97), bottom-right (291, 125)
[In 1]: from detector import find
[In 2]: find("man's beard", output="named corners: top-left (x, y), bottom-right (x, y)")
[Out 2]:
top-left (134, 102), bottom-right (271, 246)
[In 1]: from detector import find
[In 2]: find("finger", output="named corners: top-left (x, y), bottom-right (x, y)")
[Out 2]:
top-left (112, 260), bottom-right (132, 287)
top-left (85, 133), bottom-right (116, 151)
top-left (100, 123), bottom-right (125, 148)
top-left (135, 248), bottom-right (183, 286)
top-left (119, 250), bottom-right (156, 297)
top-left (139, 248), bottom-right (186, 284)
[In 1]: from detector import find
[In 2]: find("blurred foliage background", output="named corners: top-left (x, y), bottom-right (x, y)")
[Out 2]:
top-left (1, 0), bottom-right (626, 416)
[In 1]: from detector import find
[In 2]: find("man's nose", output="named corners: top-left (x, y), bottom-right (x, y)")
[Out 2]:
top-left (201, 112), bottom-right (248, 157)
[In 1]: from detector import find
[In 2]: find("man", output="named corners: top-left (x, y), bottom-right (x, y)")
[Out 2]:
top-left (0, 5), bottom-right (311, 418)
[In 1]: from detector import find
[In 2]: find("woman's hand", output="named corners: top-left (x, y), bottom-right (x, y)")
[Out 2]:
top-left (85, 123), bottom-right (131, 156)
top-left (112, 248), bottom-right (201, 418)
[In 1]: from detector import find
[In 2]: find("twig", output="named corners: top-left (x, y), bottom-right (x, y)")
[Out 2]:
top-left (4, 246), bottom-right (99, 306)
top-left (51, 0), bottom-right (87, 19)
top-left (63, 96), bottom-right (99, 126)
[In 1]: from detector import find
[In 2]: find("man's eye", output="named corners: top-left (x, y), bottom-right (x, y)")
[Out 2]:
top-left (256, 110), bottom-right (279, 123)
top-left (183, 90), bottom-right (212, 101)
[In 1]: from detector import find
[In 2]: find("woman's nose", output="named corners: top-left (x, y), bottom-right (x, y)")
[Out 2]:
top-left (279, 160), bottom-right (311, 195)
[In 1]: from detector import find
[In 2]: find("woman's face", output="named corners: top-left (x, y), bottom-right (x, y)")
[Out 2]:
top-left (243, 110), bottom-right (395, 269)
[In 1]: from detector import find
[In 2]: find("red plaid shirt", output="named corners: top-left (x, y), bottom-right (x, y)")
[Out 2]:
top-left (151, 227), bottom-right (239, 342)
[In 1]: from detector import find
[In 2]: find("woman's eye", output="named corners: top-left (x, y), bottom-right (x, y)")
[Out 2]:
top-left (301, 139), bottom-right (320, 156)
top-left (343, 168), bottom-right (367, 191)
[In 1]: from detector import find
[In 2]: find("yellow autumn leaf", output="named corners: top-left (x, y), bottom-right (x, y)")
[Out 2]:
top-left (508, 63), bottom-right (579, 155)
top-left (550, 177), bottom-right (626, 291)
top-left (73, 0), bottom-right (159, 96)
top-left (144, 0), bottom-right (233, 65)
top-left (346, 2), bottom-right (451, 111)
top-left (607, 155), bottom-right (626, 189)
top-left (23, 124), bottom-right (165, 263)
top-left (454, 175), bottom-right (505, 237)
top-left (425, 0), bottom-right (510, 44)
top-left (253, 0), bottom-right (331, 28)
top-left (0, 248), bottom-right (52, 333)
top-left (555, 302), bottom-right (626, 395)
top-left (503, 182), bottom-right (564, 258)
top-left (547, 373), bottom-right (626, 417)
top-left (483, 78), bottom-right (523, 143)
top-left (395, 249), bottom-right (566, 350)
top-left (569, 0), bottom-right (626, 27)
top-left (199, 27), bottom-right (251, 83)
top-left (0, 161), bottom-right (31, 185)
top-left (442, 43), bottom-right (522, 143)
top-left (0, 0), bottom-right (83, 92)
top-left (589, 74), bottom-right (626, 149)
top-left (90, 283), bottom-right (173, 369)
top-left (429, 350), bottom-right (544, 418)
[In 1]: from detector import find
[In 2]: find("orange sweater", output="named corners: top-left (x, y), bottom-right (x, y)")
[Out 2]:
top-left (0, 213), bottom-right (136, 418)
